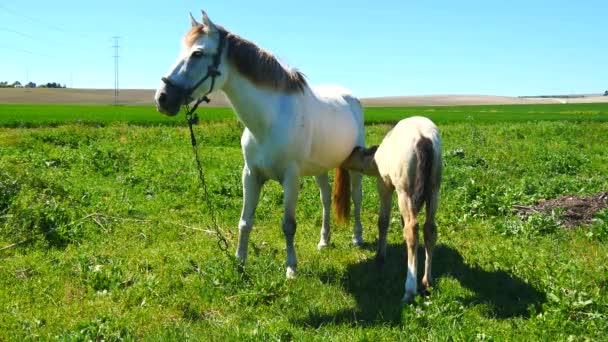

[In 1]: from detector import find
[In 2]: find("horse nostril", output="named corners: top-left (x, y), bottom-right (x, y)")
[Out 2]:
top-left (158, 93), bottom-right (167, 104)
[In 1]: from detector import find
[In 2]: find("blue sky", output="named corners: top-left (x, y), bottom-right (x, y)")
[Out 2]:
top-left (1, 1), bottom-right (606, 97)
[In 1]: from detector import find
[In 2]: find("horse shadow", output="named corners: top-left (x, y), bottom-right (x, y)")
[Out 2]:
top-left (297, 243), bottom-right (546, 327)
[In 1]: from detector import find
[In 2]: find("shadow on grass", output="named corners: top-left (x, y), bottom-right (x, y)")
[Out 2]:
top-left (296, 243), bottom-right (546, 327)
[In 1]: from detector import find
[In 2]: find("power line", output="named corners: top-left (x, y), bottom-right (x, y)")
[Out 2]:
top-left (0, 46), bottom-right (56, 58)
top-left (0, 5), bottom-right (97, 55)
top-left (112, 36), bottom-right (120, 105)
top-left (0, 27), bottom-right (96, 54)
top-left (0, 4), bottom-right (71, 34)
top-left (0, 27), bottom-right (35, 39)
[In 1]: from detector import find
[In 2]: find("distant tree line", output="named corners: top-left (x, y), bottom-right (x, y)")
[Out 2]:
top-left (0, 81), bottom-right (66, 88)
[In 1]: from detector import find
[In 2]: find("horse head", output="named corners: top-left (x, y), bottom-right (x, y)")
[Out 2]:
top-left (155, 10), bottom-right (229, 116)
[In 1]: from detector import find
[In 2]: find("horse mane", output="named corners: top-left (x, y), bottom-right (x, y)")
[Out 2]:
top-left (184, 25), bottom-right (308, 93)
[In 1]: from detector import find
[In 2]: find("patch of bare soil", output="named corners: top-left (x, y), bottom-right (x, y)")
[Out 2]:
top-left (513, 192), bottom-right (608, 228)
top-left (0, 88), bottom-right (230, 107)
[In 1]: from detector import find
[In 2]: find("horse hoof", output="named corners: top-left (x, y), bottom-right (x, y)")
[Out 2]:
top-left (286, 267), bottom-right (297, 279)
top-left (317, 241), bottom-right (329, 250)
top-left (351, 237), bottom-right (364, 247)
top-left (402, 293), bottom-right (415, 304)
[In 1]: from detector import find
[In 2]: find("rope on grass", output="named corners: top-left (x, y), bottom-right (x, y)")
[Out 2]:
top-left (0, 212), bottom-right (229, 252)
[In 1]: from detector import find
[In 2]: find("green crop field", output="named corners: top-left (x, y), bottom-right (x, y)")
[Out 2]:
top-left (0, 103), bottom-right (607, 340)
top-left (1, 102), bottom-right (607, 127)
top-left (0, 104), bottom-right (234, 128)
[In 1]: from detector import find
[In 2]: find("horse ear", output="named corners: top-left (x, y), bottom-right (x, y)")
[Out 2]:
top-left (189, 12), bottom-right (200, 27)
top-left (201, 10), bottom-right (218, 34)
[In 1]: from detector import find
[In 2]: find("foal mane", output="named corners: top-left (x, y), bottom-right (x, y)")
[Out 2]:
top-left (185, 25), bottom-right (308, 93)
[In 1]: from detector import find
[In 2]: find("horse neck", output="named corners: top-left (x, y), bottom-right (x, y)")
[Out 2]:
top-left (221, 70), bottom-right (284, 138)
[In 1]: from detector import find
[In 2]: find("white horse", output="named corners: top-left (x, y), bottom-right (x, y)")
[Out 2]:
top-left (154, 11), bottom-right (365, 278)
top-left (341, 116), bottom-right (442, 302)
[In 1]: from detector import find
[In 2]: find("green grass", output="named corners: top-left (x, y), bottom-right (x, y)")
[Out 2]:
top-left (1, 102), bottom-right (607, 128)
top-left (0, 104), bottom-right (234, 127)
top-left (0, 104), bottom-right (607, 340)
top-left (364, 103), bottom-right (608, 124)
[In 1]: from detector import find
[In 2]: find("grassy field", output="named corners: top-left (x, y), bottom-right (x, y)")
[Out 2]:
top-left (1, 104), bottom-right (607, 340)
top-left (0, 104), bottom-right (232, 127)
top-left (1, 102), bottom-right (607, 127)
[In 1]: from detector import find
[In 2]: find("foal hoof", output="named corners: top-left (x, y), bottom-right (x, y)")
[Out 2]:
top-left (286, 266), bottom-right (297, 279)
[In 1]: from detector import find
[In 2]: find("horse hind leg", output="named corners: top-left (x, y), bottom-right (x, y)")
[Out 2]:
top-left (314, 173), bottom-right (331, 249)
top-left (376, 179), bottom-right (393, 264)
top-left (422, 189), bottom-right (439, 294)
top-left (398, 191), bottom-right (419, 303)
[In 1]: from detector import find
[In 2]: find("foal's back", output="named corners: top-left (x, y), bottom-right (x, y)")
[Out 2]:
top-left (374, 116), bottom-right (441, 192)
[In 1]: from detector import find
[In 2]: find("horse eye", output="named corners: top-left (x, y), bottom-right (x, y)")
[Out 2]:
top-left (191, 50), bottom-right (204, 58)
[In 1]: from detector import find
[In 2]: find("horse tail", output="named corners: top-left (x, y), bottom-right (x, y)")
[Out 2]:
top-left (413, 136), bottom-right (434, 214)
top-left (333, 167), bottom-right (351, 224)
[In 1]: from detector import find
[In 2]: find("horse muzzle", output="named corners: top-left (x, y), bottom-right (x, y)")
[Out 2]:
top-left (154, 83), bottom-right (186, 116)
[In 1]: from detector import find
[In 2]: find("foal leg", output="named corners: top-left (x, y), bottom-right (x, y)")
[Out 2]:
top-left (282, 167), bottom-right (300, 278)
top-left (350, 171), bottom-right (364, 246)
top-left (422, 190), bottom-right (439, 294)
top-left (236, 166), bottom-right (264, 265)
top-left (376, 180), bottom-right (393, 264)
top-left (398, 191), bottom-right (419, 303)
top-left (314, 173), bottom-right (332, 249)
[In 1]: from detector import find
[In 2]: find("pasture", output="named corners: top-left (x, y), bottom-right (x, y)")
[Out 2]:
top-left (1, 103), bottom-right (607, 340)
top-left (1, 103), bottom-right (607, 127)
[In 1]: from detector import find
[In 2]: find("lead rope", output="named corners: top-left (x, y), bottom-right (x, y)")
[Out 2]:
top-left (172, 32), bottom-right (239, 265)
top-left (184, 101), bottom-right (231, 258)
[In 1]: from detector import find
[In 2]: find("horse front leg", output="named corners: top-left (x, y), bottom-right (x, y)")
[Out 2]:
top-left (314, 173), bottom-right (331, 249)
top-left (235, 166), bottom-right (264, 265)
top-left (350, 171), bottom-right (364, 246)
top-left (282, 166), bottom-right (300, 278)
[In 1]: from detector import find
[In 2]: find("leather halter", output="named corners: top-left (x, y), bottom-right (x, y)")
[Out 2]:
top-left (161, 30), bottom-right (226, 105)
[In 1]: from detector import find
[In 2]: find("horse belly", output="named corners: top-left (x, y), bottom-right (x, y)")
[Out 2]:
top-left (299, 111), bottom-right (358, 176)
top-left (241, 131), bottom-right (290, 181)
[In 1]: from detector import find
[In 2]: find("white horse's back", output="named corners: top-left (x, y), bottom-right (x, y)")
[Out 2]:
top-left (310, 84), bottom-right (363, 126)
top-left (294, 85), bottom-right (364, 176)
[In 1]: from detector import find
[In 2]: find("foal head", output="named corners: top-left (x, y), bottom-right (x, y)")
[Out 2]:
top-left (155, 11), bottom-right (229, 115)
top-left (341, 146), bottom-right (380, 177)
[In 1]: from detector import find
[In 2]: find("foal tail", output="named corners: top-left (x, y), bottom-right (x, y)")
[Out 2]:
top-left (413, 136), bottom-right (435, 214)
top-left (333, 167), bottom-right (351, 224)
